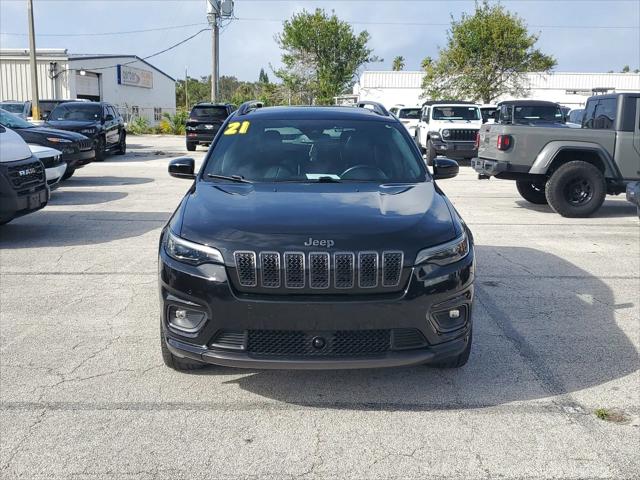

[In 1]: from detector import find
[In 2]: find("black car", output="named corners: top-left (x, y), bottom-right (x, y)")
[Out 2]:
top-left (159, 100), bottom-right (475, 371)
top-left (185, 103), bottom-right (235, 151)
top-left (46, 101), bottom-right (126, 161)
top-left (0, 108), bottom-right (94, 180)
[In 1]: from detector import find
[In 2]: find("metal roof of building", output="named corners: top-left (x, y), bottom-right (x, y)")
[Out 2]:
top-left (359, 70), bottom-right (640, 91)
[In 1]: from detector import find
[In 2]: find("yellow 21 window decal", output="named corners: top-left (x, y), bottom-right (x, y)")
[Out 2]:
top-left (224, 121), bottom-right (250, 135)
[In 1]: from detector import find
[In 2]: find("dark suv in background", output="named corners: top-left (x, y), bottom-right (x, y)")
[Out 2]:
top-left (46, 101), bottom-right (126, 161)
top-left (186, 103), bottom-right (236, 151)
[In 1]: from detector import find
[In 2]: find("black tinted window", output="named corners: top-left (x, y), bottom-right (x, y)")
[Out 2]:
top-left (204, 119), bottom-right (426, 183)
top-left (481, 108), bottom-right (497, 122)
top-left (398, 108), bottom-right (421, 119)
top-left (513, 105), bottom-right (563, 124)
top-left (498, 106), bottom-right (512, 124)
top-left (190, 106), bottom-right (228, 120)
top-left (582, 100), bottom-right (598, 128)
top-left (592, 98), bottom-right (617, 130)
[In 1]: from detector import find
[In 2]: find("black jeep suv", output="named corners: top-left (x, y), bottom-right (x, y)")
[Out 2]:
top-left (0, 108), bottom-right (94, 180)
top-left (159, 101), bottom-right (474, 371)
top-left (46, 101), bottom-right (126, 161)
top-left (185, 103), bottom-right (235, 151)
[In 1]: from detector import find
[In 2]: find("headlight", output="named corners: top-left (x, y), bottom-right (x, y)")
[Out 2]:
top-left (415, 232), bottom-right (469, 266)
top-left (430, 132), bottom-right (440, 139)
top-left (46, 137), bottom-right (72, 143)
top-left (442, 129), bottom-right (450, 138)
top-left (80, 128), bottom-right (95, 135)
top-left (164, 230), bottom-right (224, 265)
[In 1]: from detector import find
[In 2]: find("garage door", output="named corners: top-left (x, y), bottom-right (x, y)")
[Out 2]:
top-left (75, 72), bottom-right (100, 100)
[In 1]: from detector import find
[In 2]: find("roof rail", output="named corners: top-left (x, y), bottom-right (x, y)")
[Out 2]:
top-left (355, 101), bottom-right (390, 116)
top-left (236, 100), bottom-right (264, 116)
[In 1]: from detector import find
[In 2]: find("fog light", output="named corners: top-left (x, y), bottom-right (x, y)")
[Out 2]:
top-left (430, 305), bottom-right (468, 333)
top-left (449, 309), bottom-right (460, 319)
top-left (168, 306), bottom-right (206, 333)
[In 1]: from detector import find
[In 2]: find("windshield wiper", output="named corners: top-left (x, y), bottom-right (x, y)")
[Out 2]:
top-left (207, 174), bottom-right (253, 184)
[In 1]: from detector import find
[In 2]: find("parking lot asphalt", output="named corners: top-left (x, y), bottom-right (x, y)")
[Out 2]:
top-left (1, 134), bottom-right (638, 480)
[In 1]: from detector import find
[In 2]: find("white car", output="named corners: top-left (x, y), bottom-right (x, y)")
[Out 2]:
top-left (29, 144), bottom-right (66, 189)
top-left (389, 105), bottom-right (422, 136)
top-left (415, 102), bottom-right (483, 165)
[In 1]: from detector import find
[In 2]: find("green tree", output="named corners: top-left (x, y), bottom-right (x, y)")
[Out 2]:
top-left (421, 0), bottom-right (556, 103)
top-left (275, 9), bottom-right (379, 104)
top-left (621, 65), bottom-right (630, 73)
top-left (258, 68), bottom-right (270, 84)
top-left (392, 56), bottom-right (405, 71)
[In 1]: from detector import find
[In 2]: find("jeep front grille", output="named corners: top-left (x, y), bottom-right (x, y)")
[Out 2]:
top-left (234, 250), bottom-right (404, 291)
top-left (447, 129), bottom-right (478, 142)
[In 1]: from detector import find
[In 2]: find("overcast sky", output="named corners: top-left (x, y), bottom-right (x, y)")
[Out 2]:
top-left (1, 0), bottom-right (639, 82)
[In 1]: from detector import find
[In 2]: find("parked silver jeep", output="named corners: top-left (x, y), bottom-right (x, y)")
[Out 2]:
top-left (472, 93), bottom-right (640, 217)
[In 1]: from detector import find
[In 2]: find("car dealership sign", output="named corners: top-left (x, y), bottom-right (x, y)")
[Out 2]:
top-left (117, 64), bottom-right (153, 89)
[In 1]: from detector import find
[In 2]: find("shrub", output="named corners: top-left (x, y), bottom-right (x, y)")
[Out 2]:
top-left (128, 116), bottom-right (151, 135)
top-left (161, 110), bottom-right (188, 135)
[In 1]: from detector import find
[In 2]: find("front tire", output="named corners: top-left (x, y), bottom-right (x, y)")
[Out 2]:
top-left (61, 167), bottom-right (76, 181)
top-left (160, 327), bottom-right (206, 371)
top-left (115, 131), bottom-right (126, 155)
top-left (545, 161), bottom-right (606, 217)
top-left (425, 139), bottom-right (437, 166)
top-left (94, 136), bottom-right (106, 162)
top-left (516, 180), bottom-right (548, 204)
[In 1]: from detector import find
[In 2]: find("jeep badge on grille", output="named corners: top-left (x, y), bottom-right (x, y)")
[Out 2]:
top-left (304, 237), bottom-right (335, 248)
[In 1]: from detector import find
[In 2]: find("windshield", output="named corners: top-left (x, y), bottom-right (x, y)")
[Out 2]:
top-left (190, 106), bottom-right (228, 120)
top-left (398, 108), bottom-right (421, 119)
top-left (432, 106), bottom-right (480, 121)
top-left (0, 108), bottom-right (34, 129)
top-left (203, 118), bottom-right (426, 183)
top-left (480, 107), bottom-right (497, 122)
top-left (50, 103), bottom-right (102, 121)
top-left (1, 103), bottom-right (25, 114)
top-left (513, 105), bottom-right (563, 124)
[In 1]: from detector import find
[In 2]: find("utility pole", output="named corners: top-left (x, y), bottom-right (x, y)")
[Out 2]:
top-left (27, 0), bottom-right (40, 120)
top-left (185, 67), bottom-right (189, 110)
top-left (206, 0), bottom-right (233, 103)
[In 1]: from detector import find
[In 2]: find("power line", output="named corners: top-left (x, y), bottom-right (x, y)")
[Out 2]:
top-left (50, 28), bottom-right (211, 78)
top-left (2, 22), bottom-right (209, 37)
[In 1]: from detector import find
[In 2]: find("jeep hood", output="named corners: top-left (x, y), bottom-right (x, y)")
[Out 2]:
top-left (177, 182), bottom-right (457, 257)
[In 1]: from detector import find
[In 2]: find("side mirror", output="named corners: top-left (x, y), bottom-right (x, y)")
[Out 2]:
top-left (169, 157), bottom-right (196, 179)
top-left (432, 158), bottom-right (459, 180)
top-left (105, 114), bottom-right (114, 121)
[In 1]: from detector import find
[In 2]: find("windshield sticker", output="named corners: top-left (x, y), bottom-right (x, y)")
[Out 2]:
top-left (224, 121), bottom-right (251, 135)
top-left (306, 173), bottom-right (340, 180)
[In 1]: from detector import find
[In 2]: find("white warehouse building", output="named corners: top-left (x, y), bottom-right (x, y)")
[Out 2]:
top-left (0, 49), bottom-right (176, 124)
top-left (353, 71), bottom-right (640, 108)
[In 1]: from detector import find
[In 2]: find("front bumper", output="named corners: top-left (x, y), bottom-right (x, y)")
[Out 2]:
top-left (62, 148), bottom-right (94, 168)
top-left (0, 184), bottom-right (48, 223)
top-left (159, 246), bottom-right (475, 370)
top-left (45, 163), bottom-right (67, 188)
top-left (432, 140), bottom-right (477, 159)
